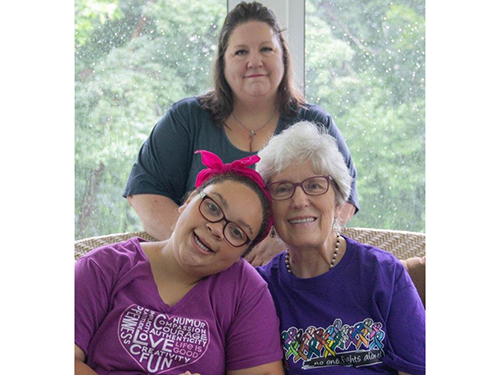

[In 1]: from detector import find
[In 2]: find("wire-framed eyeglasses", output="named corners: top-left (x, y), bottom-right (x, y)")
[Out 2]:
top-left (267, 175), bottom-right (335, 201)
top-left (198, 191), bottom-right (252, 247)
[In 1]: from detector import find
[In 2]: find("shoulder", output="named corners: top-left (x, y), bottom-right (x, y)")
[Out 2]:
top-left (157, 96), bottom-right (213, 128)
top-left (344, 236), bottom-right (408, 283)
top-left (256, 252), bottom-right (284, 284)
top-left (287, 104), bottom-right (341, 134)
top-left (345, 236), bottom-right (401, 265)
top-left (152, 97), bottom-right (213, 134)
top-left (294, 103), bottom-right (333, 123)
top-left (169, 96), bottom-right (203, 111)
top-left (207, 259), bottom-right (271, 303)
top-left (222, 259), bottom-right (268, 287)
top-left (76, 237), bottom-right (149, 278)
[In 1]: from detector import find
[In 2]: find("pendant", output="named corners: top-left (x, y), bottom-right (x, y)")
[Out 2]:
top-left (249, 130), bottom-right (256, 139)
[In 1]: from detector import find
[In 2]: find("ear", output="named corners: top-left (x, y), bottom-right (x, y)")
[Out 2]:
top-left (334, 202), bottom-right (342, 219)
top-left (178, 190), bottom-right (198, 214)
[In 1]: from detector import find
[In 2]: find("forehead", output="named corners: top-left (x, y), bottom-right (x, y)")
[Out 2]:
top-left (227, 21), bottom-right (280, 46)
top-left (269, 160), bottom-right (319, 183)
top-left (203, 180), bottom-right (263, 230)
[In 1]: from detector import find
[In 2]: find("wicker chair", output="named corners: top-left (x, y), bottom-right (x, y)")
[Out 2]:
top-left (75, 227), bottom-right (426, 306)
top-left (75, 227), bottom-right (425, 261)
top-left (342, 227), bottom-right (425, 260)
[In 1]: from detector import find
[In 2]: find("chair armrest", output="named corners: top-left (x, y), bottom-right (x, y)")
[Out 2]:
top-left (400, 256), bottom-right (426, 308)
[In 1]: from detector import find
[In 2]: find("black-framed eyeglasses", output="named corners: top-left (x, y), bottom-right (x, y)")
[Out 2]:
top-left (198, 191), bottom-right (252, 248)
top-left (267, 175), bottom-right (335, 201)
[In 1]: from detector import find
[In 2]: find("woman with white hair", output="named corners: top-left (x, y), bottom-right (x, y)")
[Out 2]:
top-left (256, 121), bottom-right (425, 375)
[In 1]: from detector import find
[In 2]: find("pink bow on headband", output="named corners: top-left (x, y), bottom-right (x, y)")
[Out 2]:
top-left (194, 150), bottom-right (266, 193)
top-left (194, 150), bottom-right (273, 243)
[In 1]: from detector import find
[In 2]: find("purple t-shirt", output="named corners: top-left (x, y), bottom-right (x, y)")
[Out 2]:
top-left (75, 238), bottom-right (283, 374)
top-left (257, 236), bottom-right (425, 375)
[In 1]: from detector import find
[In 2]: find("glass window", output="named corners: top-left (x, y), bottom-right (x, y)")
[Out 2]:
top-left (305, 0), bottom-right (425, 232)
top-left (75, 0), bottom-right (226, 239)
top-left (76, 0), bottom-right (425, 239)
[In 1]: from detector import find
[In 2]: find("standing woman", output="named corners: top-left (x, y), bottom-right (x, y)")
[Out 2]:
top-left (124, 2), bottom-right (359, 265)
top-left (256, 122), bottom-right (425, 375)
top-left (76, 151), bottom-right (284, 375)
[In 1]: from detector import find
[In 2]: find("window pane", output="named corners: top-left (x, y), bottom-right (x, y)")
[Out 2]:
top-left (306, 0), bottom-right (425, 232)
top-left (75, 0), bottom-right (226, 239)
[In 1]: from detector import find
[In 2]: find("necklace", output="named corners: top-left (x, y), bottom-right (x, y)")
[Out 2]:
top-left (232, 111), bottom-right (276, 151)
top-left (285, 233), bottom-right (341, 274)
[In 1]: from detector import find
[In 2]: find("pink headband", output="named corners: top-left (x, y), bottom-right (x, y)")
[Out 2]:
top-left (194, 150), bottom-right (273, 242)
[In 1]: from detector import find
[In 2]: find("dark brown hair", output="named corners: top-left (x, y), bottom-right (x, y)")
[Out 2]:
top-left (199, 1), bottom-right (305, 125)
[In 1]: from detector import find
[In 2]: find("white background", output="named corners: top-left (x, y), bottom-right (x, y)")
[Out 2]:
top-left (1, 1), bottom-right (499, 373)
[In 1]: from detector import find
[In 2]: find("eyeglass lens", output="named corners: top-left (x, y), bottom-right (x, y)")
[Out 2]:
top-left (269, 176), bottom-right (330, 200)
top-left (199, 197), bottom-right (249, 246)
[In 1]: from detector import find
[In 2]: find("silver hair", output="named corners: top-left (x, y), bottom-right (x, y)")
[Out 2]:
top-left (256, 121), bottom-right (352, 208)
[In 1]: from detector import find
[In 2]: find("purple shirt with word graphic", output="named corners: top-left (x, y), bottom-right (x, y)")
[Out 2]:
top-left (75, 237), bottom-right (283, 374)
top-left (257, 236), bottom-right (425, 375)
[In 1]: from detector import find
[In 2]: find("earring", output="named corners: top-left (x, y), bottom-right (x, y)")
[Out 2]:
top-left (270, 226), bottom-right (277, 238)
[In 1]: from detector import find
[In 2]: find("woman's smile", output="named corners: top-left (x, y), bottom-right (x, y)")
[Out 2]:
top-left (192, 232), bottom-right (215, 254)
top-left (287, 216), bottom-right (317, 226)
top-left (245, 73), bottom-right (267, 78)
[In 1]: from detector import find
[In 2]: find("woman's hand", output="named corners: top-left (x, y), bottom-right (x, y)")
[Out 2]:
top-left (244, 232), bottom-right (287, 267)
top-left (178, 372), bottom-right (201, 375)
top-left (75, 344), bottom-right (99, 375)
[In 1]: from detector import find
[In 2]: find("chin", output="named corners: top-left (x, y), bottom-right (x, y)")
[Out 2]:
top-left (246, 84), bottom-right (272, 95)
top-left (287, 232), bottom-right (328, 248)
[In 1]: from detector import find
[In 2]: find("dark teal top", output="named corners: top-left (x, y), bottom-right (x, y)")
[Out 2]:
top-left (124, 96), bottom-right (359, 210)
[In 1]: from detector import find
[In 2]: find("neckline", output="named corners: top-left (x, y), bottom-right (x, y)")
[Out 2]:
top-left (278, 235), bottom-right (354, 290)
top-left (221, 115), bottom-right (284, 154)
top-left (135, 239), bottom-right (206, 310)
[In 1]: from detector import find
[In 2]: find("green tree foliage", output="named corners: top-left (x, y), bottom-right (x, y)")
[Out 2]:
top-left (75, 0), bottom-right (225, 239)
top-left (306, 0), bottom-right (425, 231)
top-left (75, 0), bottom-right (425, 239)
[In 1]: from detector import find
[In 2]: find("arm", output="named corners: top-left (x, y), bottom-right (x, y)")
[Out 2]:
top-left (124, 99), bottom-right (196, 233)
top-left (244, 231), bottom-right (287, 267)
top-left (383, 264), bottom-right (426, 374)
top-left (75, 344), bottom-right (99, 375)
top-left (127, 194), bottom-right (180, 240)
top-left (227, 361), bottom-right (284, 375)
top-left (75, 252), bottom-right (117, 374)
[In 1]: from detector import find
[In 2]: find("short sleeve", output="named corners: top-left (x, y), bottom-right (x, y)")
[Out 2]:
top-left (383, 268), bottom-right (426, 375)
top-left (75, 256), bottom-right (113, 355)
top-left (225, 268), bottom-right (283, 370)
top-left (123, 100), bottom-right (194, 205)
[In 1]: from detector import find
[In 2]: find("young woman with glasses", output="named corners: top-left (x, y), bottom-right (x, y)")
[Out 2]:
top-left (255, 122), bottom-right (425, 375)
top-left (75, 151), bottom-right (284, 375)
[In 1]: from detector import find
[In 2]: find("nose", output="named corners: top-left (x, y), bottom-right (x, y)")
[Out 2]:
top-left (206, 220), bottom-right (225, 241)
top-left (247, 51), bottom-right (263, 69)
top-left (290, 186), bottom-right (309, 208)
